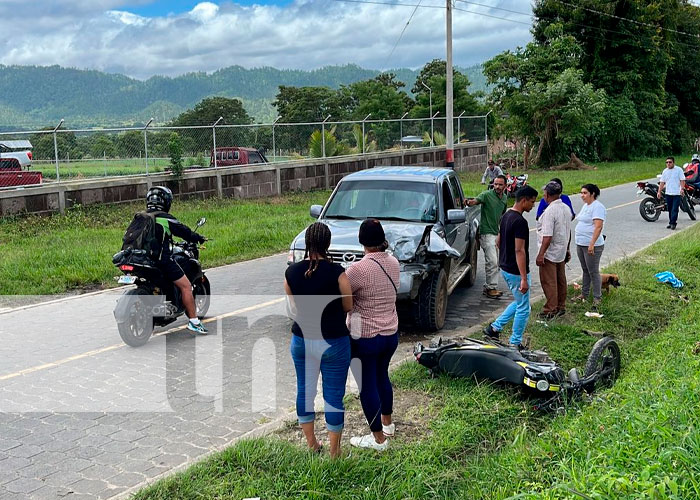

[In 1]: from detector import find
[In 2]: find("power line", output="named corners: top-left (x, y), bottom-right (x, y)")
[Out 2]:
top-left (383, 0), bottom-right (424, 68)
top-left (553, 0), bottom-right (700, 39)
top-left (331, 0), bottom-right (443, 9)
top-left (452, 1), bottom-right (700, 51)
top-left (454, 0), bottom-right (532, 18)
top-left (333, 0), bottom-right (700, 51)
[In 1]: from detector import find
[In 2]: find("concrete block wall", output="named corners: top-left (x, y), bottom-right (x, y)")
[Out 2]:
top-left (0, 142), bottom-right (487, 217)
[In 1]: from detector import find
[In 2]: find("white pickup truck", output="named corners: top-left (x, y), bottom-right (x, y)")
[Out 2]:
top-left (0, 140), bottom-right (33, 168)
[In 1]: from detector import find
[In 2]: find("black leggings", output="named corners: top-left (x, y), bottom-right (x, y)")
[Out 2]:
top-left (350, 333), bottom-right (399, 432)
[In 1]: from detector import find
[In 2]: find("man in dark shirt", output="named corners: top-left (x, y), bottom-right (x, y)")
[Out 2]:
top-left (483, 185), bottom-right (538, 348)
top-left (144, 186), bottom-right (208, 334)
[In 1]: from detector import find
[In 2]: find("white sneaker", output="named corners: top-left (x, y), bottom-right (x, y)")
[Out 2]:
top-left (382, 423), bottom-right (395, 437)
top-left (350, 433), bottom-right (388, 451)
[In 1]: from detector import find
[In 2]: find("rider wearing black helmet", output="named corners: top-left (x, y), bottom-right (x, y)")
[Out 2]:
top-left (146, 186), bottom-right (208, 334)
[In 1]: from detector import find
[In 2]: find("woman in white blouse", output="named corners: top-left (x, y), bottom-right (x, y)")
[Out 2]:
top-left (573, 183), bottom-right (606, 309)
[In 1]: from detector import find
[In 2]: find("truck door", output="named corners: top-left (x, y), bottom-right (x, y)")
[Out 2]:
top-left (445, 175), bottom-right (468, 258)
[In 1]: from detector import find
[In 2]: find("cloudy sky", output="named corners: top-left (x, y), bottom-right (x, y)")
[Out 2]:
top-left (0, 0), bottom-right (533, 79)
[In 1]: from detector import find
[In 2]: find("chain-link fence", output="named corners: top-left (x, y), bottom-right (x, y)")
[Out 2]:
top-left (0, 115), bottom-right (487, 186)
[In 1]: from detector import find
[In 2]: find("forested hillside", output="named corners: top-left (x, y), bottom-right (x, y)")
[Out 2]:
top-left (0, 64), bottom-right (487, 129)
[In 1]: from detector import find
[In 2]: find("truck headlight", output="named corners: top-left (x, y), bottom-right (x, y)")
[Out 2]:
top-left (287, 249), bottom-right (305, 263)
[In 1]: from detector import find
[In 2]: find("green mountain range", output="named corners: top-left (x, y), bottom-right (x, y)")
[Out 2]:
top-left (0, 64), bottom-right (487, 130)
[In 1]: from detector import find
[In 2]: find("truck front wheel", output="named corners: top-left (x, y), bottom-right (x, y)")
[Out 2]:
top-left (414, 269), bottom-right (448, 331)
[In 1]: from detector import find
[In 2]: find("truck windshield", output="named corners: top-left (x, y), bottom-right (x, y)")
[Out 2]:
top-left (324, 180), bottom-right (438, 222)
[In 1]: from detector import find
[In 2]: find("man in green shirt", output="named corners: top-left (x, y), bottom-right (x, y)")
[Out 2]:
top-left (467, 174), bottom-right (508, 298)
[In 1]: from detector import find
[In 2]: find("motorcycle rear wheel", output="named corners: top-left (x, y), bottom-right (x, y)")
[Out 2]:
top-left (117, 288), bottom-right (154, 347)
top-left (193, 277), bottom-right (211, 318)
top-left (639, 197), bottom-right (662, 222)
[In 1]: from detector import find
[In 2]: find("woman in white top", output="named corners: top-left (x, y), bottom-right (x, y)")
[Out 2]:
top-left (573, 183), bottom-right (606, 308)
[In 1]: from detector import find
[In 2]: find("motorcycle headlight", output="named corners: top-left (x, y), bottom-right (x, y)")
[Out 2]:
top-left (536, 379), bottom-right (550, 392)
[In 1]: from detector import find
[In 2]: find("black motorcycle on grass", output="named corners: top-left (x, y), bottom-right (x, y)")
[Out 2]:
top-left (414, 336), bottom-right (621, 412)
top-left (636, 181), bottom-right (696, 222)
top-left (111, 217), bottom-right (211, 347)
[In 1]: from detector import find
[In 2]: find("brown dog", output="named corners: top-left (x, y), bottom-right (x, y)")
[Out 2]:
top-left (600, 273), bottom-right (620, 293)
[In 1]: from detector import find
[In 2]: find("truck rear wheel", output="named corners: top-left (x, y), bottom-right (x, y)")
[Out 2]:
top-left (414, 269), bottom-right (448, 331)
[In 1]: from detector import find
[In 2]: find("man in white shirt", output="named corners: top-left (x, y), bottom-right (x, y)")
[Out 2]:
top-left (535, 181), bottom-right (572, 319)
top-left (481, 160), bottom-right (504, 185)
top-left (658, 156), bottom-right (686, 230)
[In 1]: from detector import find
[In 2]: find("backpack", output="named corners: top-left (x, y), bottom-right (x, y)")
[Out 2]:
top-left (122, 211), bottom-right (162, 260)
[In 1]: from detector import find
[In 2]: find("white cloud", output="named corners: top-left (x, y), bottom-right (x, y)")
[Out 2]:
top-left (0, 0), bottom-right (532, 79)
top-left (189, 2), bottom-right (219, 22)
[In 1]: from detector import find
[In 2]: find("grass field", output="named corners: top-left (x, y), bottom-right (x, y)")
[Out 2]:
top-left (0, 156), bottom-right (681, 295)
top-left (132, 224), bottom-right (700, 500)
top-left (33, 155), bottom-right (298, 180)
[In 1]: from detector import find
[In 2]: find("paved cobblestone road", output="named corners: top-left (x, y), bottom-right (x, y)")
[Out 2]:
top-left (0, 180), bottom-right (696, 499)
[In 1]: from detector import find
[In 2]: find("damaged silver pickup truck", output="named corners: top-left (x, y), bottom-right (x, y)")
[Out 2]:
top-left (287, 166), bottom-right (480, 331)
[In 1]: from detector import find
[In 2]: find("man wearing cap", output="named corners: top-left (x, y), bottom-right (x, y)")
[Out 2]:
top-left (481, 160), bottom-right (504, 185)
top-left (535, 181), bottom-right (572, 319)
top-left (467, 174), bottom-right (508, 298)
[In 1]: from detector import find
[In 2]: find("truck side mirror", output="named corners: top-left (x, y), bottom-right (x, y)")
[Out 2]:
top-left (310, 205), bottom-right (323, 218)
top-left (446, 209), bottom-right (466, 224)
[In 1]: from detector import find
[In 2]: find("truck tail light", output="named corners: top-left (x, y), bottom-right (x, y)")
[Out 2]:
top-left (27, 152), bottom-right (32, 160)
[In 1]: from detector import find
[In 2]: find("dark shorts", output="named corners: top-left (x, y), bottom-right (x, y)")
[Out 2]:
top-left (158, 256), bottom-right (185, 281)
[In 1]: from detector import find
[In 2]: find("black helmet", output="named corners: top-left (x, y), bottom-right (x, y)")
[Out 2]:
top-left (146, 186), bottom-right (173, 212)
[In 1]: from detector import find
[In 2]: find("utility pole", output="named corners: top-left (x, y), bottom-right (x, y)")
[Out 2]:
top-left (445, 0), bottom-right (454, 169)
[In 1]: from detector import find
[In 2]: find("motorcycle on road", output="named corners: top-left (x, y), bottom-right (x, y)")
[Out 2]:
top-left (111, 217), bottom-right (211, 347)
top-left (636, 182), bottom-right (696, 222)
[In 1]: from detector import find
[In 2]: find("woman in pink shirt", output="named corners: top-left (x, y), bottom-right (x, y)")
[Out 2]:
top-left (346, 219), bottom-right (400, 451)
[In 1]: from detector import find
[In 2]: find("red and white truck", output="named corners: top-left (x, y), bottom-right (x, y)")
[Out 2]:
top-left (0, 140), bottom-right (33, 168)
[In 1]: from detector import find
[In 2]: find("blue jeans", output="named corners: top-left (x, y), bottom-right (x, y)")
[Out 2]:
top-left (350, 333), bottom-right (399, 432)
top-left (491, 271), bottom-right (531, 345)
top-left (665, 194), bottom-right (681, 225)
top-left (290, 335), bottom-right (351, 433)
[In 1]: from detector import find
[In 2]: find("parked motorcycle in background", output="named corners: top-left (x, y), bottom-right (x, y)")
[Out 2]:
top-left (504, 172), bottom-right (529, 198)
top-left (636, 181), bottom-right (696, 222)
top-left (111, 217), bottom-right (211, 347)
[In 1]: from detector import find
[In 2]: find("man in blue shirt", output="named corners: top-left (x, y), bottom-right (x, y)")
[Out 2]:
top-left (536, 177), bottom-right (575, 221)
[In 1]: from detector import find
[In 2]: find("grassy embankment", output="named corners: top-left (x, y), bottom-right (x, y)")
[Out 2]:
top-left (132, 223), bottom-right (700, 500)
top-left (0, 157), bottom-right (674, 295)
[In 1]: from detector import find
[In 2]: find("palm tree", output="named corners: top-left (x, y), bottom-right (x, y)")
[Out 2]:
top-left (423, 131), bottom-right (446, 146)
top-left (308, 126), bottom-right (350, 157)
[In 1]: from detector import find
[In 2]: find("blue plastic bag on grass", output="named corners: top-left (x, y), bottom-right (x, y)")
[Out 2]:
top-left (655, 271), bottom-right (684, 288)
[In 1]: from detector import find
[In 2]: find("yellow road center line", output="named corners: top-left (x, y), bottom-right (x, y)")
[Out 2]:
top-left (0, 297), bottom-right (285, 382)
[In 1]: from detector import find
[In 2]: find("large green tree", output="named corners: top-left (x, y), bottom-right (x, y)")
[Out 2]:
top-left (485, 0), bottom-right (700, 164)
top-left (169, 97), bottom-right (253, 150)
top-left (169, 96), bottom-right (253, 126)
top-left (411, 59), bottom-right (482, 119)
top-left (530, 0), bottom-right (687, 158)
top-left (341, 74), bottom-right (414, 149)
top-left (273, 86), bottom-right (351, 123)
